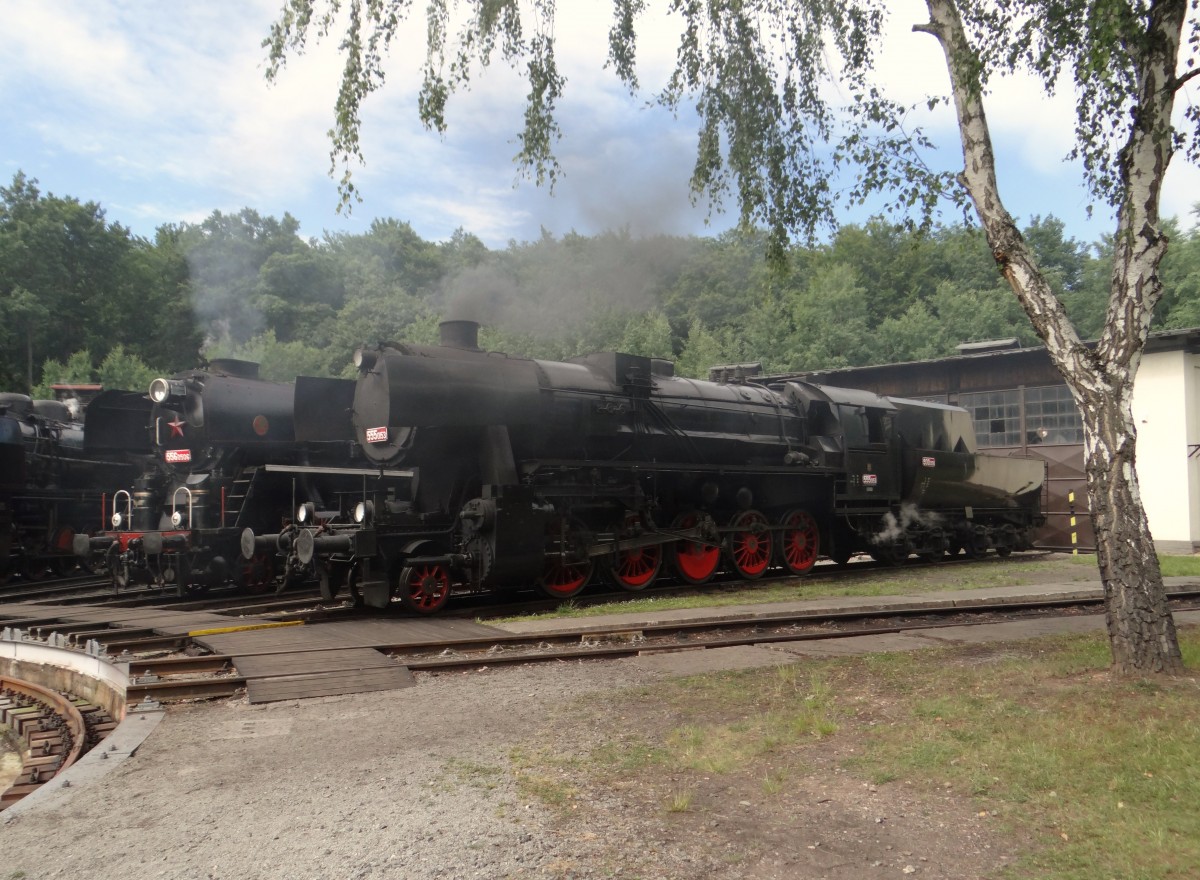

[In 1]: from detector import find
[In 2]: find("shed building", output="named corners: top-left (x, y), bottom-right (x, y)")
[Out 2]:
top-left (760, 328), bottom-right (1200, 554)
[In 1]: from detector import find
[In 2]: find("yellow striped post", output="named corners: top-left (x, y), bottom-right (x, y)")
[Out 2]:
top-left (1068, 491), bottom-right (1077, 554)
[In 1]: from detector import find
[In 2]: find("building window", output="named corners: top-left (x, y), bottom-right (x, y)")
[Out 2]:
top-left (1024, 384), bottom-right (1083, 444)
top-left (958, 385), bottom-right (1083, 447)
top-left (959, 390), bottom-right (1021, 447)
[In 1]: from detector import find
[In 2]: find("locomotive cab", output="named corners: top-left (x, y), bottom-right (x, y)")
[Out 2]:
top-left (779, 382), bottom-right (902, 500)
top-left (775, 381), bottom-right (1042, 563)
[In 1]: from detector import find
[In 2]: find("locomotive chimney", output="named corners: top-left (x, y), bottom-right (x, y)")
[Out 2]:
top-left (439, 319), bottom-right (481, 351)
top-left (208, 358), bottom-right (261, 380)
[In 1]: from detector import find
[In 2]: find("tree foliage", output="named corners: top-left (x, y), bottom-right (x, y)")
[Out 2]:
top-left (0, 173), bottom-right (202, 392)
top-left (12, 161), bottom-right (1200, 389)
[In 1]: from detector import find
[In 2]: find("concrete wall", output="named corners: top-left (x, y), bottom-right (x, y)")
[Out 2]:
top-left (0, 637), bottom-right (129, 720)
top-left (1132, 348), bottom-right (1200, 553)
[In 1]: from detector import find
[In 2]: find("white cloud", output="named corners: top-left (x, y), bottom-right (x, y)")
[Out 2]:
top-left (1, 1), bottom-right (346, 205)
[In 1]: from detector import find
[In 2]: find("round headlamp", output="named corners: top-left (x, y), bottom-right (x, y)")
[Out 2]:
top-left (170, 510), bottom-right (184, 528)
top-left (149, 377), bottom-right (171, 403)
top-left (353, 500), bottom-right (374, 524)
top-left (111, 511), bottom-right (124, 529)
top-left (297, 502), bottom-right (315, 524)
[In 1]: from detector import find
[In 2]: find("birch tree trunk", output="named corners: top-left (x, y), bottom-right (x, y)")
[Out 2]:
top-left (919, 0), bottom-right (1184, 674)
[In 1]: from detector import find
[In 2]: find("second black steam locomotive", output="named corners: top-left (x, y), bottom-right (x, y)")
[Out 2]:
top-left (76, 360), bottom-right (408, 594)
top-left (246, 320), bottom-right (1045, 613)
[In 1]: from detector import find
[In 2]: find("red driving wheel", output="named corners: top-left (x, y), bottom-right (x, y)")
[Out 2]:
top-left (539, 518), bottom-right (592, 599)
top-left (728, 510), bottom-right (771, 579)
top-left (612, 543), bottom-right (661, 591)
top-left (669, 511), bottom-right (720, 585)
top-left (779, 509), bottom-right (820, 576)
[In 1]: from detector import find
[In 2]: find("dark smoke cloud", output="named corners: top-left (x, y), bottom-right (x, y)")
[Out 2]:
top-left (439, 230), bottom-right (700, 339)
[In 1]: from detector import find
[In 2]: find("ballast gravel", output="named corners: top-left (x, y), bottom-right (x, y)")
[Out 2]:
top-left (1, 663), bottom-right (660, 880)
top-left (0, 658), bottom-right (1011, 880)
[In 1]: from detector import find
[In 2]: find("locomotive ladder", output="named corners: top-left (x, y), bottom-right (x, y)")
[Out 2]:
top-left (223, 467), bottom-right (260, 527)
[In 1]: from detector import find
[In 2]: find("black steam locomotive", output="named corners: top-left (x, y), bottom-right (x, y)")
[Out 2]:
top-left (76, 360), bottom-right (408, 594)
top-left (0, 392), bottom-right (150, 581)
top-left (245, 320), bottom-right (1045, 614)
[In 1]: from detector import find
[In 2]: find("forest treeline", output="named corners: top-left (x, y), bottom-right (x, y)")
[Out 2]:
top-left (4, 170), bottom-right (1200, 394)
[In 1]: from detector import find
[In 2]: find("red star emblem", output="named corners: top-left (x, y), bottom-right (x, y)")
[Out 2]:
top-left (168, 418), bottom-right (185, 437)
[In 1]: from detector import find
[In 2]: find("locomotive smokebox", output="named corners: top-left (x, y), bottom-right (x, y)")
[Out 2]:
top-left (439, 320), bottom-right (481, 351)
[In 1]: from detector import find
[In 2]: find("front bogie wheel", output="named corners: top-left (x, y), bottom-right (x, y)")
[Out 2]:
top-left (962, 527), bottom-right (989, 559)
top-left (395, 563), bottom-right (451, 614)
top-left (868, 540), bottom-right (909, 566)
top-left (109, 551), bottom-right (130, 591)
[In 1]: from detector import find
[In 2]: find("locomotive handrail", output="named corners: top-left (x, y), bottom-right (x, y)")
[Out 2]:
top-left (171, 486), bottom-right (194, 530)
top-left (112, 489), bottom-right (132, 529)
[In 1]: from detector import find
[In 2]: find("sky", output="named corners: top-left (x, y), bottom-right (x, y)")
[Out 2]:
top-left (3, 1), bottom-right (1199, 251)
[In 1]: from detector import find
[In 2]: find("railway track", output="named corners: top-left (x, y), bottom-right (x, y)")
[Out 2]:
top-left (0, 574), bottom-right (116, 604)
top-left (0, 574), bottom-right (324, 610)
top-left (113, 589), bottom-right (1200, 703)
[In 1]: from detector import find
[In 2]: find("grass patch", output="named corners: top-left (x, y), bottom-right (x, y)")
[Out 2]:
top-left (508, 745), bottom-right (582, 808)
top-left (1160, 555), bottom-right (1200, 577)
top-left (485, 553), bottom-right (1090, 623)
top-left (670, 666), bottom-right (842, 764)
top-left (444, 757), bottom-right (505, 792)
top-left (487, 552), bottom-right (1196, 625)
top-left (515, 625), bottom-right (1200, 878)
top-left (497, 551), bottom-right (1198, 876)
top-left (525, 665), bottom-right (843, 803)
top-left (665, 789), bottom-right (694, 812)
top-left (1062, 551), bottom-right (1200, 578)
top-left (841, 631), bottom-right (1200, 879)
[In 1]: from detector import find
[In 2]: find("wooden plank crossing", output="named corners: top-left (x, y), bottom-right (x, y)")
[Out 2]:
top-left (299, 617), bottom-right (506, 646)
top-left (196, 616), bottom-right (510, 703)
top-left (247, 666), bottom-right (415, 704)
top-left (235, 647), bottom-right (398, 678)
top-left (196, 626), bottom-right (347, 655)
